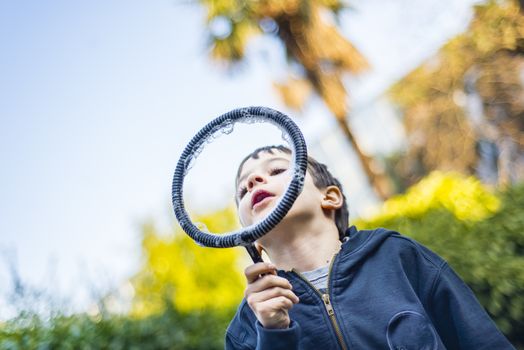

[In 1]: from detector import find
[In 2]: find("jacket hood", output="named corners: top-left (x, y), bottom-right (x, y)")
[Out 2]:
top-left (341, 226), bottom-right (394, 254)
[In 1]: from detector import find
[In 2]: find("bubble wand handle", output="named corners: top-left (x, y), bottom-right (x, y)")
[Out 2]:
top-left (245, 244), bottom-right (264, 263)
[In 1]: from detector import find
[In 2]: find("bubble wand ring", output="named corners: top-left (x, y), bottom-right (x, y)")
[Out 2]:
top-left (171, 107), bottom-right (308, 262)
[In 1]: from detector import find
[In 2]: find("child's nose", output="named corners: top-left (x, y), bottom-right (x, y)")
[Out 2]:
top-left (247, 174), bottom-right (265, 190)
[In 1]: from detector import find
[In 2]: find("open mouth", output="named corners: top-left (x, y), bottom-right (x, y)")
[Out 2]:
top-left (251, 190), bottom-right (274, 209)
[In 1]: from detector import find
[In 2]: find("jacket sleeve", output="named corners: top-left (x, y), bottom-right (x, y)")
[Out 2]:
top-left (225, 331), bottom-right (253, 350)
top-left (225, 321), bottom-right (301, 350)
top-left (254, 320), bottom-right (301, 350)
top-left (429, 263), bottom-right (515, 349)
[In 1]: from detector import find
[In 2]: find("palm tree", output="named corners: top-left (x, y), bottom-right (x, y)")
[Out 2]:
top-left (199, 0), bottom-right (393, 199)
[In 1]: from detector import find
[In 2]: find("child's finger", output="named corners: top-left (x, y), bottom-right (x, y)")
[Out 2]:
top-left (255, 297), bottom-right (293, 329)
top-left (245, 274), bottom-right (292, 295)
top-left (244, 262), bottom-right (277, 283)
top-left (246, 287), bottom-right (299, 305)
top-left (257, 296), bottom-right (294, 314)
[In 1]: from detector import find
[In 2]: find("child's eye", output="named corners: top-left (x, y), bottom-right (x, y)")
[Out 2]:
top-left (238, 186), bottom-right (247, 199)
top-left (269, 168), bottom-right (286, 176)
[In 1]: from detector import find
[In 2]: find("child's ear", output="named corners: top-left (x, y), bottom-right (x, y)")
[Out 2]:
top-left (321, 186), bottom-right (344, 210)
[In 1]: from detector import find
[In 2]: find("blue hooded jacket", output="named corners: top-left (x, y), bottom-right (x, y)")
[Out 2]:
top-left (225, 227), bottom-right (515, 349)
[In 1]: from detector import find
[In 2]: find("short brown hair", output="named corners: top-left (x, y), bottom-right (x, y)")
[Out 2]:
top-left (236, 145), bottom-right (349, 241)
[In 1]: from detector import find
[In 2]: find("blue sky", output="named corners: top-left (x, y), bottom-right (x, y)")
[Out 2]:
top-left (0, 0), bottom-right (480, 317)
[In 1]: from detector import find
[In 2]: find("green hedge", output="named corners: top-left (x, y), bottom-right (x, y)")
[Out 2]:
top-left (357, 182), bottom-right (524, 348)
top-left (0, 303), bottom-right (234, 350)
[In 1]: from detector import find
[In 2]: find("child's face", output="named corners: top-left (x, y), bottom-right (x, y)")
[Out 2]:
top-left (236, 150), bottom-right (324, 227)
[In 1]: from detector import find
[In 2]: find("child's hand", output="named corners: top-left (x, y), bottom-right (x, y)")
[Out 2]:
top-left (244, 262), bottom-right (299, 329)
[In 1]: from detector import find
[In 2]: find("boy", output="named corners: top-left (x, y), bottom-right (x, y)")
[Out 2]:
top-left (226, 145), bottom-right (514, 349)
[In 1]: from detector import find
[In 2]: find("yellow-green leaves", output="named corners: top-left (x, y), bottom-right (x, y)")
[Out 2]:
top-left (362, 172), bottom-right (500, 225)
top-left (131, 206), bottom-right (244, 317)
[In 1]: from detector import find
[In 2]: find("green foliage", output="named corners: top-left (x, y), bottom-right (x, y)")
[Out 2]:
top-left (356, 174), bottom-right (524, 348)
top-left (131, 206), bottom-right (244, 317)
top-left (0, 205), bottom-right (244, 349)
top-left (365, 171), bottom-right (501, 223)
top-left (0, 302), bottom-right (234, 350)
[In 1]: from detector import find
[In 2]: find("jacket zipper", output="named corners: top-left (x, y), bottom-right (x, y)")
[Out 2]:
top-left (292, 254), bottom-right (348, 350)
